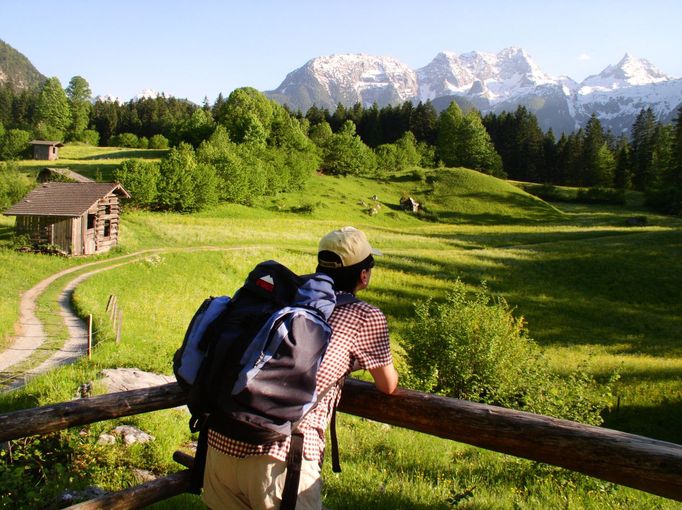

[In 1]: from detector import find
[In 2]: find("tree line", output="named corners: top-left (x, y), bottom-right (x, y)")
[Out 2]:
top-left (0, 75), bottom-right (680, 214)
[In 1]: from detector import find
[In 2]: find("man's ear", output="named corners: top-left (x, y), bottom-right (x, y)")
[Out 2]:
top-left (360, 268), bottom-right (370, 286)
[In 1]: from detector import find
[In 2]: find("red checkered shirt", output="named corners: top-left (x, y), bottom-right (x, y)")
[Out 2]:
top-left (207, 294), bottom-right (393, 462)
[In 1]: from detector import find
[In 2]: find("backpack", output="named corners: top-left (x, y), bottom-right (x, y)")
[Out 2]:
top-left (173, 260), bottom-right (355, 506)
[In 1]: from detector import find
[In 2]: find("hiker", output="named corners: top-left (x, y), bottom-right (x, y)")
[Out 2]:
top-left (202, 226), bottom-right (399, 510)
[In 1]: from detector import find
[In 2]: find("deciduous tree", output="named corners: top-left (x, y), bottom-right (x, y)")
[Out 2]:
top-left (66, 76), bottom-right (92, 141)
top-left (35, 77), bottom-right (71, 139)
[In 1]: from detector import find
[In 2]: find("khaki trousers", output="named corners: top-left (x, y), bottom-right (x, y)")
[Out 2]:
top-left (202, 446), bottom-right (323, 510)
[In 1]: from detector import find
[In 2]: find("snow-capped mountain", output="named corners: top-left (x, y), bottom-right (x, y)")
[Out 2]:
top-left (94, 89), bottom-right (162, 105)
top-left (580, 53), bottom-right (670, 93)
top-left (417, 47), bottom-right (558, 103)
top-left (266, 54), bottom-right (418, 112)
top-left (574, 54), bottom-right (681, 133)
top-left (265, 49), bottom-right (682, 134)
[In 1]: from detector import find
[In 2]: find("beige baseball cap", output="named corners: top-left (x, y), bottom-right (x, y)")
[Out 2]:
top-left (318, 226), bottom-right (382, 269)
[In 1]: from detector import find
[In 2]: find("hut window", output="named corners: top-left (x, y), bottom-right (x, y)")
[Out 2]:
top-left (104, 204), bottom-right (112, 215)
top-left (103, 220), bottom-right (111, 237)
top-left (87, 214), bottom-right (96, 229)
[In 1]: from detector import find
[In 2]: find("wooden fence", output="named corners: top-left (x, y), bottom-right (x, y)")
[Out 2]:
top-left (0, 380), bottom-right (680, 508)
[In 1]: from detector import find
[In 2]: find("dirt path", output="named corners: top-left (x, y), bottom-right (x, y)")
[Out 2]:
top-left (0, 250), bottom-right (164, 390)
top-left (0, 246), bottom-right (236, 391)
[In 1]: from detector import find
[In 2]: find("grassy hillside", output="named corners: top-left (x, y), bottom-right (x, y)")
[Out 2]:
top-left (0, 149), bottom-right (680, 508)
top-left (15, 144), bottom-right (167, 181)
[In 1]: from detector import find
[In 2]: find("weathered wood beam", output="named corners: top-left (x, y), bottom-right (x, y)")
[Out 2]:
top-left (1, 380), bottom-right (681, 501)
top-left (0, 382), bottom-right (185, 442)
top-left (64, 470), bottom-right (191, 510)
top-left (338, 379), bottom-right (682, 501)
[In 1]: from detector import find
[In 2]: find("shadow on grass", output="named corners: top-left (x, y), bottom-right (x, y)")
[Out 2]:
top-left (0, 224), bottom-right (15, 241)
top-left (82, 149), bottom-right (168, 160)
top-left (374, 228), bottom-right (682, 358)
top-left (603, 399), bottom-right (682, 444)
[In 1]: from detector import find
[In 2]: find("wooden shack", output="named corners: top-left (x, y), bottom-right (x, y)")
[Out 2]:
top-left (3, 182), bottom-right (130, 255)
top-left (29, 140), bottom-right (64, 161)
top-left (400, 196), bottom-right (420, 212)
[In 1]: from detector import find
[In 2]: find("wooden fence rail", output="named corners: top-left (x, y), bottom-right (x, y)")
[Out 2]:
top-left (1, 380), bottom-right (681, 503)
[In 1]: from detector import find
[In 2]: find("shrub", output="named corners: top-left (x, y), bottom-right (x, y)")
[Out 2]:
top-left (80, 129), bottom-right (100, 146)
top-left (156, 143), bottom-right (219, 212)
top-left (110, 133), bottom-right (139, 148)
top-left (0, 129), bottom-right (31, 160)
top-left (0, 162), bottom-right (31, 211)
top-left (403, 280), bottom-right (612, 425)
top-left (113, 159), bottom-right (160, 208)
top-left (148, 134), bottom-right (169, 149)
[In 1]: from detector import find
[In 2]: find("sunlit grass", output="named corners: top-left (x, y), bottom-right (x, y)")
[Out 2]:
top-left (0, 157), bottom-right (680, 508)
top-left (15, 144), bottom-right (167, 181)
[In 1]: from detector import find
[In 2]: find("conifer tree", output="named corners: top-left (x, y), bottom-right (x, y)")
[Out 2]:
top-left (613, 137), bottom-right (632, 189)
top-left (542, 128), bottom-right (558, 183)
top-left (581, 114), bottom-right (614, 186)
top-left (660, 106), bottom-right (682, 213)
top-left (631, 107), bottom-right (658, 191)
top-left (410, 101), bottom-right (438, 144)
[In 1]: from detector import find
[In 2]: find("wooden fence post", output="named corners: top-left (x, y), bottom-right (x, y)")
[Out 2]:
top-left (109, 296), bottom-right (117, 324)
top-left (115, 308), bottom-right (123, 344)
top-left (87, 314), bottom-right (92, 359)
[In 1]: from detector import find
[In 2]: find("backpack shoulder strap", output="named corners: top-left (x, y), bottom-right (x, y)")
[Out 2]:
top-left (335, 292), bottom-right (360, 307)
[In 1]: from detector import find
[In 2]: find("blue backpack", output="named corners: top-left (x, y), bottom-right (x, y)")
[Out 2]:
top-left (173, 260), bottom-right (355, 505)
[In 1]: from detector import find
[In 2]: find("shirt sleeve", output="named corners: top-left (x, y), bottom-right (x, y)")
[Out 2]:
top-left (353, 306), bottom-right (393, 370)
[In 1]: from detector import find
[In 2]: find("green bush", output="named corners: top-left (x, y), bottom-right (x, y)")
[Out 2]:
top-left (149, 134), bottom-right (169, 150)
top-left (80, 129), bottom-right (100, 146)
top-left (110, 133), bottom-right (139, 148)
top-left (403, 280), bottom-right (611, 425)
top-left (0, 129), bottom-right (31, 160)
top-left (113, 159), bottom-right (160, 208)
top-left (0, 162), bottom-right (31, 211)
top-left (0, 434), bottom-right (76, 507)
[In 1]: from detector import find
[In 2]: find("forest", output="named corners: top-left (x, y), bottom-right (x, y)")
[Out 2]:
top-left (1, 75), bottom-right (681, 215)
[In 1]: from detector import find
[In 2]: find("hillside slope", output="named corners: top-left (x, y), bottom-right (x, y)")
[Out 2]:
top-left (413, 168), bottom-right (562, 224)
top-left (256, 167), bottom-right (562, 226)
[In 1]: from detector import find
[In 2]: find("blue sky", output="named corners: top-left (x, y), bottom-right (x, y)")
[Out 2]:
top-left (1, 0), bottom-right (680, 104)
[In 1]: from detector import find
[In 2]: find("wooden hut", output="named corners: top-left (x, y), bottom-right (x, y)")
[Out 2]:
top-left (400, 196), bottom-right (420, 212)
top-left (29, 140), bottom-right (64, 161)
top-left (37, 168), bottom-right (94, 183)
top-left (3, 182), bottom-right (130, 255)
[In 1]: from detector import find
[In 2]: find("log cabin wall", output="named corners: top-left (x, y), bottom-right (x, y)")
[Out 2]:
top-left (91, 195), bottom-right (121, 254)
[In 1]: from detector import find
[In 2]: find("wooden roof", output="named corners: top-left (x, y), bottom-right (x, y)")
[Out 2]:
top-left (3, 182), bottom-right (131, 217)
top-left (29, 140), bottom-right (65, 147)
top-left (37, 168), bottom-right (94, 183)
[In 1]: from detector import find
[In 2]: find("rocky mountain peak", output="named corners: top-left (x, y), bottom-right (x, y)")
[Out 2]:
top-left (581, 53), bottom-right (671, 91)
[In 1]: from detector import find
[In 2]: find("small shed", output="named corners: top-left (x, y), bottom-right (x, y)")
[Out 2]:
top-left (3, 182), bottom-right (131, 256)
top-left (400, 196), bottom-right (420, 213)
top-left (37, 168), bottom-right (94, 183)
top-left (29, 140), bottom-right (64, 161)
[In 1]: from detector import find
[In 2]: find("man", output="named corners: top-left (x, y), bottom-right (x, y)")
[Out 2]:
top-left (202, 226), bottom-right (399, 510)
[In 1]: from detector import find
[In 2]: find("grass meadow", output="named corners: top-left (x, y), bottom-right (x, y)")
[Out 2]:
top-left (0, 146), bottom-right (680, 508)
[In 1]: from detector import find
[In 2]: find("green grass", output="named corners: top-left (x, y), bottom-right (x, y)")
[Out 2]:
top-left (0, 158), bottom-right (680, 508)
top-left (15, 144), bottom-right (167, 181)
